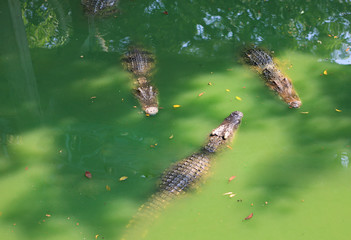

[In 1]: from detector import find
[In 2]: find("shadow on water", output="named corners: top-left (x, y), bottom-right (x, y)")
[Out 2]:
top-left (1, 0), bottom-right (351, 239)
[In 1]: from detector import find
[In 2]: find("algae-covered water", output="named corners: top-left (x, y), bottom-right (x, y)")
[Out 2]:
top-left (1, 0), bottom-right (350, 239)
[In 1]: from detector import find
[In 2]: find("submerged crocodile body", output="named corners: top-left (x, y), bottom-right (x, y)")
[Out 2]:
top-left (242, 47), bottom-right (301, 108)
top-left (122, 47), bottom-right (159, 115)
top-left (125, 111), bottom-right (243, 233)
top-left (81, 0), bottom-right (119, 16)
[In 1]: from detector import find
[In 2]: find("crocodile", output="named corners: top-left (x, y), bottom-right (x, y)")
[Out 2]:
top-left (242, 47), bottom-right (302, 108)
top-left (81, 0), bottom-right (119, 16)
top-left (122, 47), bottom-right (159, 115)
top-left (125, 111), bottom-right (243, 235)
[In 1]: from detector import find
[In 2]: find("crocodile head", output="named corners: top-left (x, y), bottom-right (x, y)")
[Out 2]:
top-left (204, 111), bottom-right (243, 152)
top-left (135, 82), bottom-right (159, 115)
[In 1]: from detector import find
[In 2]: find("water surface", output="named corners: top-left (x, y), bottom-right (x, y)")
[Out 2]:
top-left (0, 0), bottom-right (350, 239)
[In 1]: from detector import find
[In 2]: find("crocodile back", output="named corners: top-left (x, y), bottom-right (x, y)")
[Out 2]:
top-left (82, 0), bottom-right (119, 16)
top-left (159, 152), bottom-right (211, 194)
top-left (122, 48), bottom-right (155, 77)
top-left (243, 47), bottom-right (273, 67)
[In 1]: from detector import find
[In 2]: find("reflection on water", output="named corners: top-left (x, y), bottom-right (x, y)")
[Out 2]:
top-left (335, 151), bottom-right (350, 168)
top-left (20, 0), bottom-right (72, 48)
top-left (331, 43), bottom-right (351, 65)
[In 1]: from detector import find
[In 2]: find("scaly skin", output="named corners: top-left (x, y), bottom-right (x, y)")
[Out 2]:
top-left (243, 47), bottom-right (302, 108)
top-left (125, 111), bottom-right (243, 233)
top-left (81, 0), bottom-right (119, 16)
top-left (122, 47), bottom-right (159, 115)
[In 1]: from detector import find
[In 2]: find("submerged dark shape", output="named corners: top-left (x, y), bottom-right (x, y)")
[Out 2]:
top-left (242, 47), bottom-right (301, 108)
top-left (126, 111), bottom-right (243, 232)
top-left (81, 0), bottom-right (119, 16)
top-left (122, 47), bottom-right (159, 115)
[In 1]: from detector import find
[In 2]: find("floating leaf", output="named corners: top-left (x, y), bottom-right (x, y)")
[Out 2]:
top-left (169, 134), bottom-right (174, 139)
top-left (119, 176), bottom-right (128, 181)
top-left (335, 109), bottom-right (342, 112)
top-left (226, 145), bottom-right (232, 150)
top-left (225, 89), bottom-right (230, 92)
top-left (300, 112), bottom-right (309, 114)
top-left (45, 214), bottom-right (51, 217)
top-left (85, 171), bottom-right (92, 179)
top-left (106, 185), bottom-right (111, 191)
top-left (145, 113), bottom-right (150, 117)
top-left (323, 70), bottom-right (328, 75)
top-left (208, 82), bottom-right (212, 86)
top-left (235, 96), bottom-right (242, 101)
top-left (229, 194), bottom-right (236, 198)
top-left (95, 234), bottom-right (99, 239)
top-left (163, 11), bottom-right (168, 15)
top-left (198, 92), bottom-right (205, 97)
top-left (244, 213), bottom-right (254, 220)
top-left (173, 104), bottom-right (181, 108)
top-left (223, 192), bottom-right (233, 195)
top-left (228, 176), bottom-right (236, 183)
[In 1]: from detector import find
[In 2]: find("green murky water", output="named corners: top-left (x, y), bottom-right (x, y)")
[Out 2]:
top-left (1, 0), bottom-right (350, 239)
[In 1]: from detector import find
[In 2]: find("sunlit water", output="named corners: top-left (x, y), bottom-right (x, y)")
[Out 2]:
top-left (0, 1), bottom-right (350, 240)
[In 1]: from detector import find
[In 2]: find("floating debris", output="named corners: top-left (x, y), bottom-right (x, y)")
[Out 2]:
top-left (208, 82), bottom-right (213, 86)
top-left (198, 92), bottom-right (205, 97)
top-left (235, 96), bottom-right (242, 101)
top-left (300, 112), bottom-right (309, 114)
top-left (169, 134), bottom-right (174, 139)
top-left (244, 213), bottom-right (254, 220)
top-left (173, 104), bottom-right (181, 108)
top-left (335, 109), bottom-right (342, 112)
top-left (228, 176), bottom-right (236, 183)
top-left (225, 89), bottom-right (230, 92)
top-left (85, 171), bottom-right (92, 179)
top-left (223, 192), bottom-right (233, 195)
top-left (106, 185), bottom-right (111, 191)
top-left (323, 70), bottom-right (328, 75)
top-left (229, 194), bottom-right (236, 198)
top-left (119, 176), bottom-right (128, 181)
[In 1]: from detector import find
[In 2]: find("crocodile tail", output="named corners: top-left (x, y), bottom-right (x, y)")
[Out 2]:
top-left (122, 191), bottom-right (176, 239)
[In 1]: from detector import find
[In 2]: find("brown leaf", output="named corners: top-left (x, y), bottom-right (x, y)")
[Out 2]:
top-left (85, 171), bottom-right (92, 179)
top-left (244, 213), bottom-right (253, 220)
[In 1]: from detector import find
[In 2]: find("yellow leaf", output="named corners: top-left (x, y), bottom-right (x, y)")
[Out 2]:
top-left (235, 96), bottom-right (242, 101)
top-left (119, 176), bottom-right (128, 181)
top-left (169, 134), bottom-right (174, 139)
top-left (323, 70), bottom-right (327, 75)
top-left (208, 82), bottom-right (212, 86)
top-left (173, 104), bottom-right (181, 108)
top-left (300, 112), bottom-right (309, 114)
top-left (225, 89), bottom-right (230, 92)
top-left (95, 234), bottom-right (99, 239)
top-left (106, 185), bottom-right (111, 191)
top-left (335, 109), bottom-right (342, 112)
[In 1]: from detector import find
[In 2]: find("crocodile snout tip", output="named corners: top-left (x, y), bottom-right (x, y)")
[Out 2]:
top-left (145, 107), bottom-right (159, 115)
top-left (289, 100), bottom-right (302, 109)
